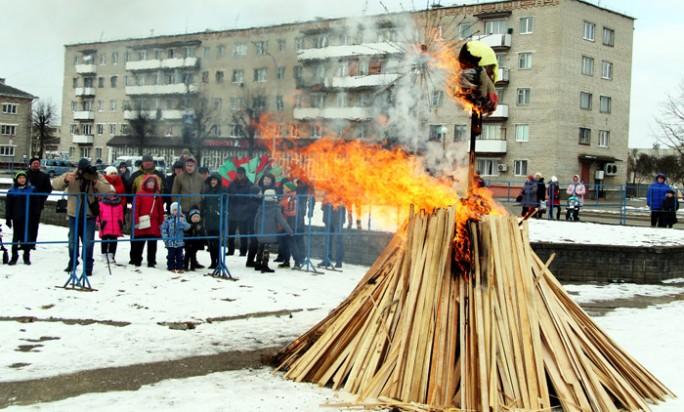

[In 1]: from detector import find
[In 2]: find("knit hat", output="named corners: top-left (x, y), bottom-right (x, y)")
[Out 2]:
top-left (551, 176), bottom-right (558, 183)
top-left (173, 161), bottom-right (184, 169)
top-left (77, 158), bottom-right (91, 170)
top-left (170, 202), bottom-right (180, 213)
top-left (29, 157), bottom-right (41, 165)
top-left (142, 154), bottom-right (154, 162)
top-left (14, 170), bottom-right (27, 181)
top-left (187, 208), bottom-right (201, 221)
top-left (118, 162), bottom-right (129, 168)
top-left (263, 189), bottom-right (277, 202)
top-left (198, 166), bottom-right (209, 174)
top-left (185, 157), bottom-right (197, 165)
top-left (105, 166), bottom-right (118, 176)
top-left (528, 175), bottom-right (535, 181)
top-left (283, 181), bottom-right (297, 193)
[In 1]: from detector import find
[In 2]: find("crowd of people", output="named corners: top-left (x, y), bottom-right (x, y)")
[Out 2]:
top-left (518, 173), bottom-right (588, 221)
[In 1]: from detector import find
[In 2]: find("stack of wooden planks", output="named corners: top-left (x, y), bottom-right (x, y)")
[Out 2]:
top-left (275, 207), bottom-right (675, 411)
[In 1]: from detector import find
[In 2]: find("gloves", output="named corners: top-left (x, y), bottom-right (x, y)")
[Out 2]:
top-left (5, 220), bottom-right (11, 229)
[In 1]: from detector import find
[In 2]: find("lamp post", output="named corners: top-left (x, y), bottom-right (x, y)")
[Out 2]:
top-left (439, 125), bottom-right (449, 153)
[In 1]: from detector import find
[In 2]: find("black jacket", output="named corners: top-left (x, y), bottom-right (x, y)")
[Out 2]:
top-left (24, 169), bottom-right (53, 209)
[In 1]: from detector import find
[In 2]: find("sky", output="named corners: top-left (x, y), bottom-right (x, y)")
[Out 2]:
top-left (0, 219), bottom-right (682, 411)
top-left (2, 0), bottom-right (684, 148)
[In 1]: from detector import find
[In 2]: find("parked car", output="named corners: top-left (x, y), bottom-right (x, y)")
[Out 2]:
top-left (40, 159), bottom-right (77, 177)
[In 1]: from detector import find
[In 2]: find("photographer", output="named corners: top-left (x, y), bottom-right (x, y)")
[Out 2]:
top-left (52, 158), bottom-right (112, 276)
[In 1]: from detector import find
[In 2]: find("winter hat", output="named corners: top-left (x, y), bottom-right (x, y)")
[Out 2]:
top-left (142, 154), bottom-right (154, 162)
top-left (29, 157), bottom-right (41, 165)
top-left (77, 158), bottom-right (91, 171)
top-left (283, 181), bottom-right (297, 193)
top-left (118, 162), bottom-right (129, 169)
top-left (14, 170), bottom-right (27, 181)
top-left (534, 172), bottom-right (542, 179)
top-left (170, 202), bottom-right (180, 213)
top-left (173, 161), bottom-right (184, 169)
top-left (527, 175), bottom-right (535, 181)
top-left (551, 176), bottom-right (558, 183)
top-left (187, 208), bottom-right (201, 221)
top-left (198, 166), bottom-right (209, 174)
top-left (263, 189), bottom-right (277, 202)
top-left (250, 185), bottom-right (262, 196)
top-left (185, 157), bottom-right (197, 165)
top-left (105, 166), bottom-right (118, 176)
top-left (666, 189), bottom-right (675, 195)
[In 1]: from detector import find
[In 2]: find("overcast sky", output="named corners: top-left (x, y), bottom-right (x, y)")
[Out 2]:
top-left (2, 0), bottom-right (683, 148)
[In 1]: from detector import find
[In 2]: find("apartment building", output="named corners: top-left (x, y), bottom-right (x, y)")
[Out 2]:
top-left (0, 78), bottom-right (35, 163)
top-left (61, 0), bottom-right (633, 185)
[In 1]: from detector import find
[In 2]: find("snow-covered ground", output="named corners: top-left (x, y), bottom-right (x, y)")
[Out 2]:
top-left (0, 220), bottom-right (682, 411)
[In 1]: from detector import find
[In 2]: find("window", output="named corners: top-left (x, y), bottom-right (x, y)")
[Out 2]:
top-left (295, 38), bottom-right (304, 50)
top-left (69, 123), bottom-right (78, 134)
top-left (579, 127), bottom-right (591, 145)
top-left (124, 51), bottom-right (131, 62)
top-left (518, 52), bottom-right (532, 69)
top-left (111, 52), bottom-right (118, 65)
top-left (201, 71), bottom-right (209, 83)
top-left (580, 92), bottom-right (593, 110)
top-left (1, 104), bottom-right (17, 114)
top-left (232, 69), bottom-right (244, 84)
top-left (458, 22), bottom-right (474, 39)
top-left (337, 62), bottom-right (348, 77)
top-left (314, 36), bottom-right (328, 48)
top-left (84, 77), bottom-right (94, 88)
top-left (275, 95), bottom-right (284, 112)
top-left (598, 130), bottom-right (610, 147)
top-left (454, 125), bottom-right (467, 142)
top-left (203, 47), bottom-right (210, 59)
top-left (95, 147), bottom-right (103, 160)
top-left (254, 68), bottom-right (267, 82)
top-left (233, 43), bottom-right (247, 57)
top-left (72, 78), bottom-right (78, 88)
top-left (96, 124), bottom-right (104, 135)
top-left (80, 147), bottom-right (91, 159)
top-left (278, 39), bottom-right (286, 52)
top-left (73, 55), bottom-right (79, 66)
top-left (215, 71), bottom-right (224, 84)
top-left (581, 56), bottom-right (594, 75)
top-left (516, 88), bottom-right (530, 105)
top-left (601, 61), bottom-right (613, 80)
top-left (97, 100), bottom-right (103, 111)
top-left (514, 160), bottom-right (528, 176)
top-left (109, 123), bottom-right (116, 134)
top-left (97, 77), bottom-right (104, 88)
top-left (515, 124), bottom-right (529, 142)
top-left (519, 17), bottom-right (533, 34)
top-left (599, 96), bottom-right (612, 113)
top-left (0, 145), bottom-right (15, 156)
top-left (432, 91), bottom-right (444, 107)
top-left (276, 67), bottom-right (285, 80)
top-left (71, 101), bottom-right (77, 111)
top-left (110, 76), bottom-right (118, 88)
top-left (230, 97), bottom-right (244, 110)
top-left (110, 100), bottom-right (117, 111)
top-left (215, 45), bottom-right (226, 58)
top-left (482, 124), bottom-right (504, 140)
top-left (154, 49), bottom-right (162, 59)
top-left (99, 53), bottom-right (106, 65)
top-left (0, 124), bottom-right (17, 135)
top-left (485, 19), bottom-right (506, 35)
top-left (124, 75), bottom-right (129, 86)
top-left (294, 95), bottom-right (302, 108)
top-left (311, 94), bottom-right (326, 108)
top-left (293, 66), bottom-right (302, 79)
top-left (123, 100), bottom-right (130, 110)
top-left (603, 27), bottom-right (615, 46)
top-left (138, 50), bottom-right (147, 61)
top-left (336, 92), bottom-right (348, 107)
top-left (428, 125), bottom-right (444, 142)
top-left (214, 98), bottom-right (222, 111)
top-left (228, 123), bottom-right (242, 137)
top-left (477, 159), bottom-right (498, 176)
top-left (81, 123), bottom-right (93, 135)
top-left (167, 48), bottom-right (175, 58)
top-left (583, 21), bottom-right (595, 41)
top-left (121, 124), bottom-right (130, 135)
top-left (255, 41), bottom-right (268, 55)
top-left (184, 47), bottom-right (194, 58)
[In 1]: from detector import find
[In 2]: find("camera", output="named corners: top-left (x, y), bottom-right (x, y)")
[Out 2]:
top-left (81, 165), bottom-right (99, 180)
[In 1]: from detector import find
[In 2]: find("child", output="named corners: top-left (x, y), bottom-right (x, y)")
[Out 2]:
top-left (131, 175), bottom-right (165, 268)
top-left (660, 189), bottom-right (679, 228)
top-left (254, 189), bottom-right (293, 273)
top-left (184, 208), bottom-right (206, 271)
top-left (566, 194), bottom-right (580, 221)
top-left (98, 188), bottom-right (125, 264)
top-left (5, 171), bottom-right (41, 265)
top-left (160, 202), bottom-right (190, 273)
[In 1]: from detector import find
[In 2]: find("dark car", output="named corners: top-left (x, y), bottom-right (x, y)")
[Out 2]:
top-left (40, 159), bottom-right (77, 177)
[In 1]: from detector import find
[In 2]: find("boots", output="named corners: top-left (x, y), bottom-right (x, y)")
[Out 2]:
top-left (246, 249), bottom-right (257, 268)
top-left (8, 247), bottom-right (18, 266)
top-left (208, 245), bottom-right (218, 269)
top-left (23, 250), bottom-right (31, 265)
top-left (254, 248), bottom-right (263, 271)
top-left (261, 249), bottom-right (274, 273)
top-left (108, 253), bottom-right (116, 264)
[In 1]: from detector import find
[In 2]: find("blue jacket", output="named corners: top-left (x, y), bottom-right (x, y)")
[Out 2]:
top-left (160, 214), bottom-right (191, 248)
top-left (647, 174), bottom-right (670, 210)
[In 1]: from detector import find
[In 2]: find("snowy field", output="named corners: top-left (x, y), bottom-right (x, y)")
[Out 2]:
top-left (0, 219), bottom-right (682, 411)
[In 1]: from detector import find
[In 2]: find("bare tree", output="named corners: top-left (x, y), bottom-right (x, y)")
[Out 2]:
top-left (655, 79), bottom-right (684, 158)
top-left (128, 106), bottom-right (159, 156)
top-left (232, 86), bottom-right (270, 158)
top-left (31, 100), bottom-right (59, 159)
top-left (182, 96), bottom-right (218, 165)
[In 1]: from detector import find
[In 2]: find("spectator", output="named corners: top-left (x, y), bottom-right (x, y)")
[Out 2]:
top-left (521, 175), bottom-right (538, 217)
top-left (198, 166), bottom-right (210, 182)
top-left (163, 161), bottom-right (185, 213)
top-left (160, 202), bottom-right (191, 274)
top-left (117, 162), bottom-right (131, 187)
top-left (202, 173), bottom-right (227, 269)
top-left (277, 181), bottom-right (301, 268)
top-left (254, 189), bottom-right (292, 273)
top-left (245, 185), bottom-right (262, 269)
top-left (547, 176), bottom-right (562, 220)
top-left (183, 208), bottom-right (206, 271)
top-left (318, 201), bottom-right (345, 269)
top-left (103, 166), bottom-right (126, 207)
top-left (97, 187), bottom-right (125, 264)
top-left (257, 173), bottom-right (277, 194)
top-left (291, 176), bottom-right (315, 270)
top-left (565, 175), bottom-right (586, 220)
top-left (226, 167), bottom-right (254, 256)
top-left (130, 175), bottom-right (164, 268)
top-left (52, 158), bottom-right (111, 276)
top-left (171, 156), bottom-right (205, 212)
top-left (660, 189), bottom-right (679, 228)
top-left (646, 173), bottom-right (670, 227)
top-left (24, 157), bottom-right (53, 250)
top-left (535, 172), bottom-right (546, 219)
top-left (128, 154), bottom-right (165, 196)
top-left (5, 171), bottom-right (42, 265)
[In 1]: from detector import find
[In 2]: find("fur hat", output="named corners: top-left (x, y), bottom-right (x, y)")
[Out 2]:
top-left (263, 189), bottom-right (277, 202)
top-left (170, 202), bottom-right (180, 213)
top-left (105, 166), bottom-right (118, 176)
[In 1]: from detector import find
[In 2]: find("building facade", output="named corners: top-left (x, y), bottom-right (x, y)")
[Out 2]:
top-left (0, 78), bottom-right (35, 164)
top-left (60, 0), bottom-right (633, 186)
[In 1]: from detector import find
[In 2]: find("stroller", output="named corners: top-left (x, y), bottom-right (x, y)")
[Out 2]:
top-left (0, 223), bottom-right (8, 264)
top-left (566, 195), bottom-right (581, 221)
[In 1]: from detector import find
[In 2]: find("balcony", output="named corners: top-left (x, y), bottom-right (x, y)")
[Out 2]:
top-left (125, 83), bottom-right (198, 96)
top-left (294, 107), bottom-right (374, 121)
top-left (73, 111), bottom-right (95, 120)
top-left (125, 57), bottom-right (199, 71)
top-left (474, 33), bottom-right (512, 49)
top-left (72, 134), bottom-right (94, 144)
top-left (75, 64), bottom-right (97, 74)
top-left (485, 104), bottom-right (509, 120)
top-left (475, 139), bottom-right (507, 153)
top-left (74, 87), bottom-right (96, 97)
top-left (329, 73), bottom-right (400, 89)
top-left (297, 42), bottom-right (402, 61)
top-left (496, 67), bottom-right (510, 84)
top-left (123, 109), bottom-right (191, 120)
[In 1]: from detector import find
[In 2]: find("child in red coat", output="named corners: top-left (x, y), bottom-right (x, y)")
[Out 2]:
top-left (130, 175), bottom-right (165, 268)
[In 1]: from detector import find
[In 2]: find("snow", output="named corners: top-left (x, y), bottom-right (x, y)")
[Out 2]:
top-left (1, 220), bottom-right (682, 411)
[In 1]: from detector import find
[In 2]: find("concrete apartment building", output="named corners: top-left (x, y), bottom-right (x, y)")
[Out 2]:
top-left (0, 78), bottom-right (35, 164)
top-left (60, 0), bottom-right (633, 187)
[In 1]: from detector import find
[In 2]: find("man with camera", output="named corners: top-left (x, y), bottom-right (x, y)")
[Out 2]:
top-left (52, 158), bottom-right (112, 276)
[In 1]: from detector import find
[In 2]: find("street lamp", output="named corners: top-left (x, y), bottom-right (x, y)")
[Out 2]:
top-left (439, 125), bottom-right (449, 152)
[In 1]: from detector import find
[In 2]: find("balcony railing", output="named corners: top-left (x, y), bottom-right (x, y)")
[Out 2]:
top-left (293, 107), bottom-right (374, 120)
top-left (474, 33), bottom-right (512, 49)
top-left (72, 134), bottom-right (94, 144)
top-left (125, 83), bottom-right (198, 95)
top-left (474, 139), bottom-right (507, 153)
top-left (125, 57), bottom-right (199, 71)
top-left (75, 64), bottom-right (97, 74)
top-left (73, 111), bottom-right (95, 120)
top-left (74, 87), bottom-right (96, 96)
top-left (297, 42), bottom-right (402, 61)
top-left (496, 67), bottom-right (510, 84)
top-left (329, 73), bottom-right (400, 89)
top-left (123, 109), bottom-right (191, 120)
top-left (485, 104), bottom-right (509, 120)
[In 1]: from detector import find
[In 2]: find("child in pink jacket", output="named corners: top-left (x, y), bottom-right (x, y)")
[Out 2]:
top-left (98, 188), bottom-right (125, 264)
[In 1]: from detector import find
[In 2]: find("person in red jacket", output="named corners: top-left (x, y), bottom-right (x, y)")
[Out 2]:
top-left (130, 175), bottom-right (165, 268)
top-left (104, 166), bottom-right (127, 207)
